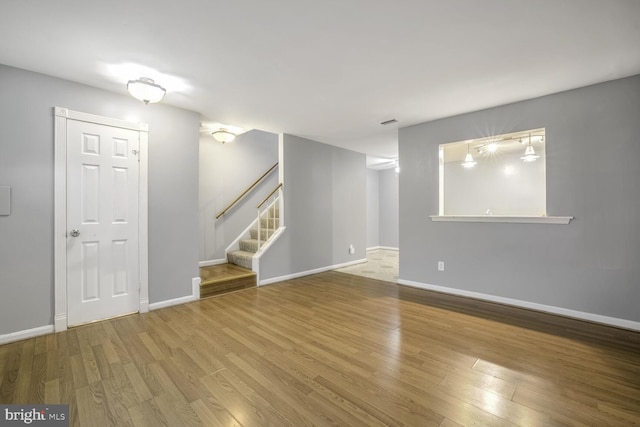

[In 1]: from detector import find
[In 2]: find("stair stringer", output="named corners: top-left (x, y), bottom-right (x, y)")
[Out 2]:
top-left (224, 200), bottom-right (285, 280)
top-left (252, 225), bottom-right (285, 284)
top-left (224, 218), bottom-right (257, 259)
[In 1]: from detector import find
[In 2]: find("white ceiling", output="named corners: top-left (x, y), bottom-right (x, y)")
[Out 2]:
top-left (2, 1), bottom-right (639, 160)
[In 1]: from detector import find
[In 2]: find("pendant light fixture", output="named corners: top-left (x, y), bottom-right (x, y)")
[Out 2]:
top-left (211, 128), bottom-right (237, 144)
top-left (127, 77), bottom-right (166, 104)
top-left (461, 144), bottom-right (477, 168)
top-left (521, 133), bottom-right (540, 162)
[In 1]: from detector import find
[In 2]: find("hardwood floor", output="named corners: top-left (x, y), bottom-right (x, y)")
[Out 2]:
top-left (200, 263), bottom-right (257, 298)
top-left (2, 271), bottom-right (640, 426)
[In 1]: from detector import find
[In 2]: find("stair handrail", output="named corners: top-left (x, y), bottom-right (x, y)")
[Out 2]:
top-left (257, 183), bottom-right (283, 209)
top-left (215, 163), bottom-right (278, 219)
top-left (257, 183), bottom-right (283, 249)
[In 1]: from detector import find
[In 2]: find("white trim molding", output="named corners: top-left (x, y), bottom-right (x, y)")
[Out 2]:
top-left (260, 258), bottom-right (367, 286)
top-left (193, 277), bottom-right (201, 299)
top-left (54, 107), bottom-right (149, 131)
top-left (54, 107), bottom-right (149, 331)
top-left (199, 258), bottom-right (227, 268)
top-left (149, 295), bottom-right (198, 311)
top-left (397, 278), bottom-right (640, 332)
top-left (139, 298), bottom-right (149, 314)
top-left (138, 129), bottom-right (149, 313)
top-left (429, 215), bottom-right (573, 224)
top-left (367, 246), bottom-right (399, 251)
top-left (54, 314), bottom-right (67, 332)
top-left (148, 277), bottom-right (200, 310)
top-left (0, 325), bottom-right (55, 345)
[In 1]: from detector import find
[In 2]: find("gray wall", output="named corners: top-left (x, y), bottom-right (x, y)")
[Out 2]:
top-left (199, 130), bottom-right (278, 261)
top-left (260, 134), bottom-right (366, 280)
top-left (0, 64), bottom-right (200, 334)
top-left (399, 74), bottom-right (640, 322)
top-left (379, 168), bottom-right (399, 248)
top-left (366, 169), bottom-right (379, 248)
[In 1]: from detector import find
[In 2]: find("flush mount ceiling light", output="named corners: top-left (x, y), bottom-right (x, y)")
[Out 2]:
top-left (211, 128), bottom-right (236, 144)
top-left (461, 144), bottom-right (477, 168)
top-left (127, 77), bottom-right (166, 104)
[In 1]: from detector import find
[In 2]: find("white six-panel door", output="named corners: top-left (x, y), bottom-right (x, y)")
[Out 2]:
top-left (66, 119), bottom-right (140, 326)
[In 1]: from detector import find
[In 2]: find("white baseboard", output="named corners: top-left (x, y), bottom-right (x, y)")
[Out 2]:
top-left (139, 297), bottom-right (149, 314)
top-left (397, 279), bottom-right (640, 332)
top-left (0, 324), bottom-right (55, 345)
top-left (337, 258), bottom-right (369, 269)
top-left (193, 277), bottom-right (201, 299)
top-left (260, 257), bottom-right (367, 286)
top-left (199, 258), bottom-right (227, 267)
top-left (2, 277), bottom-right (202, 343)
top-left (149, 277), bottom-right (200, 311)
top-left (149, 294), bottom-right (198, 311)
top-left (367, 246), bottom-right (399, 251)
top-left (54, 314), bottom-right (67, 332)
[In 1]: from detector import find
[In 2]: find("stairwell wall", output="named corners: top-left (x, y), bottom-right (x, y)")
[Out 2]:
top-left (199, 130), bottom-right (279, 263)
top-left (259, 134), bottom-right (366, 281)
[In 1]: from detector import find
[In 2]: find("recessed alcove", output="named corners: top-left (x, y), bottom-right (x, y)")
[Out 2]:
top-left (431, 128), bottom-right (571, 224)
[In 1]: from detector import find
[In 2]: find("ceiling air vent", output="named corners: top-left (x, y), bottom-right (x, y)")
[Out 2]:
top-left (380, 119), bottom-right (398, 125)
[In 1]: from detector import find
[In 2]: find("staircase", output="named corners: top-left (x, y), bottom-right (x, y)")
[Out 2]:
top-left (199, 263), bottom-right (256, 298)
top-left (199, 180), bottom-right (282, 298)
top-left (227, 205), bottom-right (279, 270)
top-left (200, 203), bottom-right (280, 298)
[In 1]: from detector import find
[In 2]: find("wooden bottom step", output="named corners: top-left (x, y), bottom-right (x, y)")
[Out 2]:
top-left (199, 263), bottom-right (256, 298)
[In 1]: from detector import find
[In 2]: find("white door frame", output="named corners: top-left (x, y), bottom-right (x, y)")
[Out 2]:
top-left (53, 107), bottom-right (149, 332)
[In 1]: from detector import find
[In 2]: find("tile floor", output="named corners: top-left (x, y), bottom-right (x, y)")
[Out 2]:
top-left (335, 248), bottom-right (399, 283)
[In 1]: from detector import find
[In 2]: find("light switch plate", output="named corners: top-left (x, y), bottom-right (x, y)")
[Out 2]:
top-left (0, 186), bottom-right (10, 215)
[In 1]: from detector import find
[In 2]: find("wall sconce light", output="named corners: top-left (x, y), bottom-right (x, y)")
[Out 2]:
top-left (461, 144), bottom-right (477, 168)
top-left (211, 128), bottom-right (237, 144)
top-left (127, 77), bottom-right (166, 104)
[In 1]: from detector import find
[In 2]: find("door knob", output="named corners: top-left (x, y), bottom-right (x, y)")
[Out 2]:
top-left (69, 229), bottom-right (80, 237)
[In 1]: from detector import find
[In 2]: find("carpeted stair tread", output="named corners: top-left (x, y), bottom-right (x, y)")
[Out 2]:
top-left (240, 239), bottom-right (261, 253)
top-left (227, 250), bottom-right (254, 270)
top-left (227, 205), bottom-right (280, 270)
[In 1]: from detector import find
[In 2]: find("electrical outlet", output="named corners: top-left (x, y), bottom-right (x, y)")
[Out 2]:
top-left (349, 244), bottom-right (355, 255)
top-left (438, 261), bottom-right (445, 271)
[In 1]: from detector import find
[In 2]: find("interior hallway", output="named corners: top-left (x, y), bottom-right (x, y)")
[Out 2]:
top-left (336, 248), bottom-right (399, 283)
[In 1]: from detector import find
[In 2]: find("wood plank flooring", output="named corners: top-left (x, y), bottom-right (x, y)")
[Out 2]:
top-left (200, 264), bottom-right (257, 298)
top-left (2, 271), bottom-right (640, 426)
